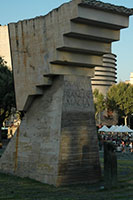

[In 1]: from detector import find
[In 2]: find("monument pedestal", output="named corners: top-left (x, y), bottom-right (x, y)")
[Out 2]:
top-left (0, 75), bottom-right (101, 186)
top-left (57, 75), bottom-right (101, 185)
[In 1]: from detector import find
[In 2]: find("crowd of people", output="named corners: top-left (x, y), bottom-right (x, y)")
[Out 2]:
top-left (98, 131), bottom-right (133, 153)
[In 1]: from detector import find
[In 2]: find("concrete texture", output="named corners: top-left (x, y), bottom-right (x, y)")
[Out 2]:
top-left (80, 0), bottom-right (133, 16)
top-left (0, 0), bottom-right (132, 186)
top-left (8, 0), bottom-right (131, 111)
top-left (92, 54), bottom-right (117, 96)
top-left (0, 75), bottom-right (101, 186)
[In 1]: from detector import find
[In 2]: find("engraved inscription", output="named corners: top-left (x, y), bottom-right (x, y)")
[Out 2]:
top-left (63, 79), bottom-right (91, 108)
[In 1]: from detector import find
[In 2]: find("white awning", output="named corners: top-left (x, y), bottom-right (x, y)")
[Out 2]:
top-left (98, 125), bottom-right (109, 132)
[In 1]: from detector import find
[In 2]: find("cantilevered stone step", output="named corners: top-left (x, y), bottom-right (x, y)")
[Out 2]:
top-left (103, 53), bottom-right (116, 59)
top-left (95, 69), bottom-right (117, 74)
top-left (91, 79), bottom-right (116, 85)
top-left (57, 36), bottom-right (111, 55)
top-left (64, 22), bottom-right (120, 43)
top-left (93, 75), bottom-right (116, 81)
top-left (103, 62), bottom-right (116, 67)
top-left (72, 5), bottom-right (129, 30)
top-left (45, 63), bottom-right (95, 77)
top-left (94, 71), bottom-right (117, 76)
top-left (95, 66), bottom-right (116, 71)
top-left (50, 51), bottom-right (103, 67)
top-left (22, 77), bottom-right (53, 111)
top-left (36, 76), bottom-right (53, 87)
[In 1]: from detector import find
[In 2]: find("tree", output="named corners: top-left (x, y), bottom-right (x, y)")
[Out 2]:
top-left (106, 82), bottom-right (133, 126)
top-left (0, 57), bottom-right (15, 140)
top-left (93, 88), bottom-right (106, 124)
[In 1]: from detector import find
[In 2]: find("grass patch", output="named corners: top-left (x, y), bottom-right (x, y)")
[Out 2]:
top-left (0, 152), bottom-right (132, 199)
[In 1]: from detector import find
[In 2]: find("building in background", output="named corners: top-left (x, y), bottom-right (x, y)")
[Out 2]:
top-left (125, 72), bottom-right (133, 84)
top-left (0, 25), bottom-right (12, 70)
top-left (130, 73), bottom-right (133, 84)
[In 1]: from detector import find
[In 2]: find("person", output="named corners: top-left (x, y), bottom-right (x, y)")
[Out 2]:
top-left (98, 123), bottom-right (103, 129)
top-left (121, 141), bottom-right (125, 152)
top-left (129, 142), bottom-right (133, 153)
top-left (116, 144), bottom-right (122, 152)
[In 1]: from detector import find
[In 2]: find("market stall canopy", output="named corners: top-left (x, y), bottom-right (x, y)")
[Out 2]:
top-left (108, 125), bottom-right (118, 132)
top-left (98, 125), bottom-right (109, 132)
top-left (121, 125), bottom-right (133, 133)
top-left (113, 125), bottom-right (123, 133)
top-left (113, 125), bottom-right (133, 133)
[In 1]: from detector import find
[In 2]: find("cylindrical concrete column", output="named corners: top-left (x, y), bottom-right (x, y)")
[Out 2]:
top-left (91, 53), bottom-right (117, 95)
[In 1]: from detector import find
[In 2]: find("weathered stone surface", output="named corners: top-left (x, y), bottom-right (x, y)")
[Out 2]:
top-left (0, 0), bottom-right (132, 186)
top-left (0, 76), bottom-right (63, 185)
top-left (0, 75), bottom-right (101, 186)
top-left (104, 142), bottom-right (117, 189)
top-left (91, 53), bottom-right (117, 96)
top-left (8, 0), bottom-right (131, 111)
top-left (57, 76), bottom-right (101, 185)
top-left (80, 0), bottom-right (133, 16)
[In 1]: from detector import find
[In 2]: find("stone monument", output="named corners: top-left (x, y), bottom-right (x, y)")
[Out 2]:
top-left (0, 0), bottom-right (132, 186)
top-left (91, 53), bottom-right (117, 96)
top-left (104, 142), bottom-right (117, 189)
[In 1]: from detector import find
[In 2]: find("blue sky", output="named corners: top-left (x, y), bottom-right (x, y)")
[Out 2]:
top-left (1, 0), bottom-right (133, 82)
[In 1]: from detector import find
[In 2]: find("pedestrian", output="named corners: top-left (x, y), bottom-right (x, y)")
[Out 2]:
top-left (129, 142), bottom-right (133, 153)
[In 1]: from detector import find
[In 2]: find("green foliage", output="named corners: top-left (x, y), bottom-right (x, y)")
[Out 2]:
top-left (93, 89), bottom-right (105, 118)
top-left (107, 82), bottom-right (133, 124)
top-left (0, 57), bottom-right (15, 127)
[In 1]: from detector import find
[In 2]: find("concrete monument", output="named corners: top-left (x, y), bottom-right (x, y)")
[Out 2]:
top-left (0, 0), bottom-right (132, 186)
top-left (91, 53), bottom-right (117, 96)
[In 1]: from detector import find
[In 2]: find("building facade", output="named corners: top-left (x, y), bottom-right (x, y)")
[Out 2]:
top-left (126, 72), bottom-right (133, 84)
top-left (0, 25), bottom-right (12, 69)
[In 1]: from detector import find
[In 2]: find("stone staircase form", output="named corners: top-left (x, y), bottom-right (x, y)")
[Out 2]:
top-left (8, 0), bottom-right (133, 111)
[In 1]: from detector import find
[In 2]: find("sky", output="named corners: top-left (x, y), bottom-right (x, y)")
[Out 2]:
top-left (0, 0), bottom-right (133, 82)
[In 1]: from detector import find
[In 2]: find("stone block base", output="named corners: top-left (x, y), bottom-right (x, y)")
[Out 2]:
top-left (0, 75), bottom-right (101, 186)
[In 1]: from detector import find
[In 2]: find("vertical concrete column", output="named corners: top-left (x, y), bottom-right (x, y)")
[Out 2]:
top-left (57, 75), bottom-right (101, 185)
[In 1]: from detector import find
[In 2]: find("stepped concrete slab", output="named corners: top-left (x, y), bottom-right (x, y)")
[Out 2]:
top-left (65, 22), bottom-right (120, 42)
top-left (91, 53), bottom-right (117, 95)
top-left (7, 0), bottom-right (132, 111)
